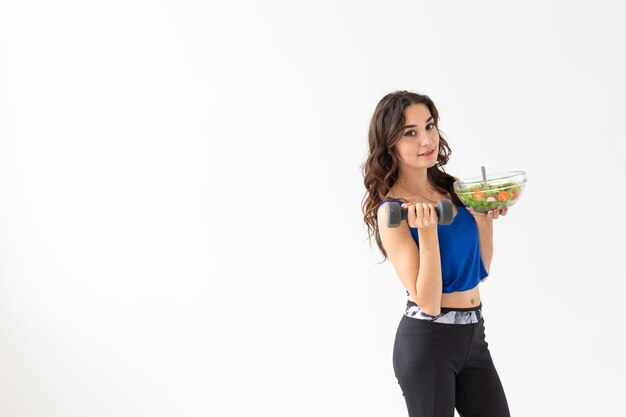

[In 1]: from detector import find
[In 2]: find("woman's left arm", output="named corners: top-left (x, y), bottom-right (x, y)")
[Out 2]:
top-left (467, 207), bottom-right (508, 276)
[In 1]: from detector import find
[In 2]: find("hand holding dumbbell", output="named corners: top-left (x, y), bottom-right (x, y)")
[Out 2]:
top-left (385, 199), bottom-right (454, 228)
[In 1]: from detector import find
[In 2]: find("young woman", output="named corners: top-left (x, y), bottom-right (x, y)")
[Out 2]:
top-left (361, 91), bottom-right (511, 417)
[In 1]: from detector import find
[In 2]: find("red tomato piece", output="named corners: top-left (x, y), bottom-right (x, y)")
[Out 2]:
top-left (472, 190), bottom-right (485, 199)
top-left (498, 191), bottom-right (511, 202)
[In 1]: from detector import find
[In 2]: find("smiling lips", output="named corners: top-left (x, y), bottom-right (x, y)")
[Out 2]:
top-left (419, 149), bottom-right (435, 156)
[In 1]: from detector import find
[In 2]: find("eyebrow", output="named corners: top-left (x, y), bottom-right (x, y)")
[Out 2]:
top-left (403, 116), bottom-right (433, 129)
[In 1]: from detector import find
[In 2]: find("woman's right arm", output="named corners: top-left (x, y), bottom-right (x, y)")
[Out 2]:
top-left (377, 204), bottom-right (443, 316)
top-left (414, 227), bottom-right (442, 316)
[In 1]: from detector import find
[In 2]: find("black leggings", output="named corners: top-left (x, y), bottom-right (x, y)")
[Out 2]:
top-left (392, 300), bottom-right (511, 417)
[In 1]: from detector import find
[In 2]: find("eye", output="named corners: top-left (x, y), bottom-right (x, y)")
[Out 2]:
top-left (404, 124), bottom-right (436, 137)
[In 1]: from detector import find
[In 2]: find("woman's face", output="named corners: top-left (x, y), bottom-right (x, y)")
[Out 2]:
top-left (393, 103), bottom-right (439, 169)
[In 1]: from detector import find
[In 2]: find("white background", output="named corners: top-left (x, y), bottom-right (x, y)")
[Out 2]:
top-left (1, 1), bottom-right (625, 416)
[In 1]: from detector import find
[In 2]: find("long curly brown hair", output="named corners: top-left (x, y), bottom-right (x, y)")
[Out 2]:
top-left (360, 90), bottom-right (466, 263)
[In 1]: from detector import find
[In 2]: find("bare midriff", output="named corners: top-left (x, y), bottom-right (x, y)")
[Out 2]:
top-left (408, 285), bottom-right (481, 308)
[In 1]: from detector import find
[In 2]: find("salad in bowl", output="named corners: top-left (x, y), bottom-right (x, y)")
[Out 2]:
top-left (453, 171), bottom-right (526, 213)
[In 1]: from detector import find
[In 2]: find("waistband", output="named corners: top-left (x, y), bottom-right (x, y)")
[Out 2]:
top-left (405, 299), bottom-right (483, 324)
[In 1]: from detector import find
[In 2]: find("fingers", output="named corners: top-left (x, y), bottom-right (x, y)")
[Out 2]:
top-left (418, 203), bottom-right (436, 229)
top-left (490, 208), bottom-right (507, 219)
top-left (403, 202), bottom-right (439, 229)
top-left (485, 210), bottom-right (498, 219)
top-left (427, 203), bottom-right (437, 223)
top-left (469, 207), bottom-right (508, 220)
top-left (419, 203), bottom-right (427, 228)
top-left (487, 207), bottom-right (508, 218)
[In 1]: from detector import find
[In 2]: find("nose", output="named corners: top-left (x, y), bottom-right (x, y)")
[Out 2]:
top-left (420, 134), bottom-right (434, 147)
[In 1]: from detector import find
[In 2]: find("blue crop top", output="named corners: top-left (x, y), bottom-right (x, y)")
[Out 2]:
top-left (379, 198), bottom-right (489, 294)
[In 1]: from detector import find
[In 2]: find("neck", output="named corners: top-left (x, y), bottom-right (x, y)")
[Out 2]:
top-left (395, 167), bottom-right (433, 195)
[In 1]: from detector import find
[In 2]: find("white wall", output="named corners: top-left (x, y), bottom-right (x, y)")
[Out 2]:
top-left (1, 1), bottom-right (625, 416)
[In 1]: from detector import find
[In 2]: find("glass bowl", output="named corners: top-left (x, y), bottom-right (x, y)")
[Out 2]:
top-left (453, 171), bottom-right (527, 213)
